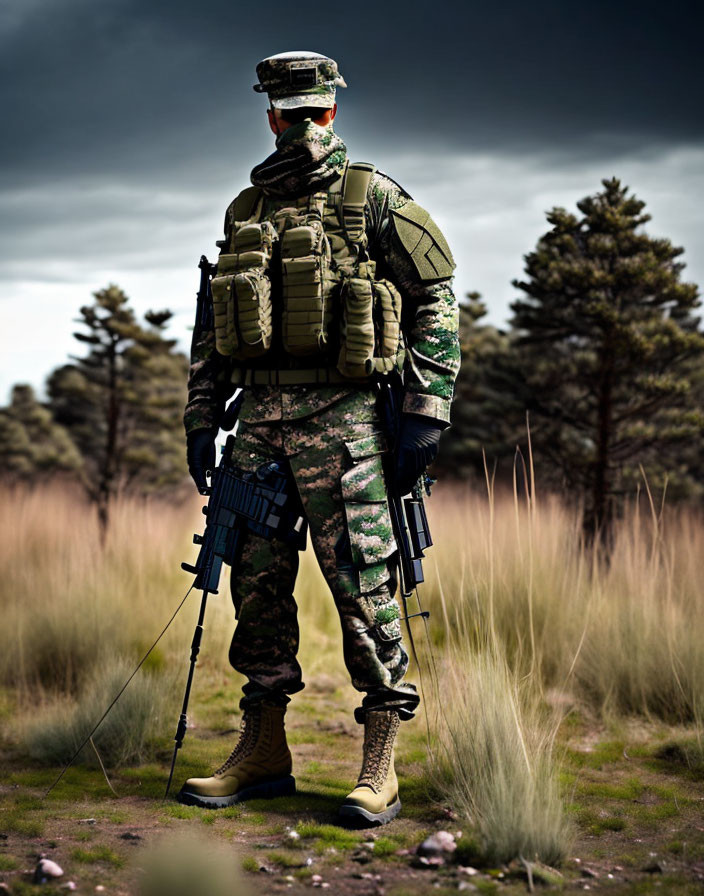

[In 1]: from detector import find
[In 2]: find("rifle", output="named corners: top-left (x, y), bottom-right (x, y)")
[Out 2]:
top-left (375, 373), bottom-right (433, 603)
top-left (165, 426), bottom-right (306, 797)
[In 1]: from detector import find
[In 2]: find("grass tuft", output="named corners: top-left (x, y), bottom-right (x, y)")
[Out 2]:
top-left (428, 644), bottom-right (573, 866)
top-left (24, 655), bottom-right (173, 768)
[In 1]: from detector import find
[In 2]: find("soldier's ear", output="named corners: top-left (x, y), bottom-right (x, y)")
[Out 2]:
top-left (267, 108), bottom-right (281, 136)
top-left (330, 102), bottom-right (337, 121)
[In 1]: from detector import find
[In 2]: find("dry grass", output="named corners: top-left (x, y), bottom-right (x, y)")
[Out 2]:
top-left (423, 483), bottom-right (704, 726)
top-left (426, 643), bottom-right (571, 865)
top-left (2, 477), bottom-right (703, 865)
top-left (24, 655), bottom-right (172, 767)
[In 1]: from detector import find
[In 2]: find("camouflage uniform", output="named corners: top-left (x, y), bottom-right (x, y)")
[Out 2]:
top-left (184, 64), bottom-right (460, 723)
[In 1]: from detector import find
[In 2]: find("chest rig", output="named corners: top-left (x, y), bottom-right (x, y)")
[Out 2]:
top-left (210, 162), bottom-right (403, 380)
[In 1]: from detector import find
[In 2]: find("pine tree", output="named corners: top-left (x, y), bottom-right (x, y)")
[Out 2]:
top-left (47, 286), bottom-right (188, 534)
top-left (510, 178), bottom-right (704, 536)
top-left (0, 384), bottom-right (82, 480)
top-left (436, 293), bottom-right (522, 484)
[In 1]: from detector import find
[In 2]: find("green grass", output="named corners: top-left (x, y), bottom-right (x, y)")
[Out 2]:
top-left (241, 855), bottom-right (259, 873)
top-left (295, 822), bottom-right (360, 850)
top-left (1, 813), bottom-right (45, 837)
top-left (265, 850), bottom-right (308, 868)
top-left (70, 845), bottom-right (125, 867)
top-left (0, 855), bottom-right (19, 871)
top-left (575, 807), bottom-right (627, 835)
top-left (373, 835), bottom-right (400, 857)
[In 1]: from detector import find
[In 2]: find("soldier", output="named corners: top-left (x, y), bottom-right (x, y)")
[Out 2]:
top-left (178, 51), bottom-right (460, 825)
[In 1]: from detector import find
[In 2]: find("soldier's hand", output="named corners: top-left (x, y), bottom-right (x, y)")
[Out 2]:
top-left (186, 428), bottom-right (217, 493)
top-left (395, 414), bottom-right (443, 496)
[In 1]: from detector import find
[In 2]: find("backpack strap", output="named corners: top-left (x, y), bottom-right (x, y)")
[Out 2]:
top-left (342, 162), bottom-right (376, 244)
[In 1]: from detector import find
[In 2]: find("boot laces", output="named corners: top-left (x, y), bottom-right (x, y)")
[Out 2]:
top-left (357, 710), bottom-right (400, 792)
top-left (214, 709), bottom-right (261, 775)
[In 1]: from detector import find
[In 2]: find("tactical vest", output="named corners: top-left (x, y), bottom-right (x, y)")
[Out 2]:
top-left (210, 162), bottom-right (403, 380)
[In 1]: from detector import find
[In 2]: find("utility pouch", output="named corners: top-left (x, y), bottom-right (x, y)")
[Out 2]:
top-left (337, 263), bottom-right (404, 379)
top-left (337, 261), bottom-right (376, 378)
top-left (280, 217), bottom-right (331, 356)
top-left (211, 221), bottom-right (276, 359)
top-left (372, 278), bottom-right (403, 373)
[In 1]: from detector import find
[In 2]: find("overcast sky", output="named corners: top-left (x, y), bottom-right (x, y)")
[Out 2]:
top-left (2, 0), bottom-right (703, 403)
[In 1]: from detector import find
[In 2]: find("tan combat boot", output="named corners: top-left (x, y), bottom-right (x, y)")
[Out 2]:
top-left (176, 703), bottom-right (295, 808)
top-left (339, 710), bottom-right (401, 826)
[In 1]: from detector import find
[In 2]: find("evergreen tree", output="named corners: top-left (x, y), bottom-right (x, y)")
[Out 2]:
top-left (510, 178), bottom-right (704, 536)
top-left (436, 293), bottom-right (522, 483)
top-left (0, 384), bottom-right (82, 479)
top-left (47, 286), bottom-right (188, 533)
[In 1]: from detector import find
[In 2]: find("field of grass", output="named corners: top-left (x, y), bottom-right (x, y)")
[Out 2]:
top-left (1, 481), bottom-right (703, 894)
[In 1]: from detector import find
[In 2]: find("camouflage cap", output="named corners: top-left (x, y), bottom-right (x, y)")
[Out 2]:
top-left (254, 51), bottom-right (347, 109)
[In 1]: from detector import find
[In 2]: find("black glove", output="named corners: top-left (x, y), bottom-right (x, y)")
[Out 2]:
top-left (395, 414), bottom-right (443, 496)
top-left (186, 428), bottom-right (217, 493)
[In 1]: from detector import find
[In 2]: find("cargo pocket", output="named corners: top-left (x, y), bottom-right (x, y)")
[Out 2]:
top-left (340, 433), bottom-right (401, 644)
top-left (212, 222), bottom-right (275, 359)
top-left (281, 220), bottom-right (330, 355)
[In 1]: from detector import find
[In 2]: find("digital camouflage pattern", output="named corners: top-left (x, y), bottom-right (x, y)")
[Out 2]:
top-left (227, 390), bottom-right (418, 717)
top-left (184, 126), bottom-right (459, 718)
top-left (184, 170), bottom-right (460, 431)
top-left (251, 121), bottom-right (347, 198)
top-left (253, 51), bottom-right (347, 109)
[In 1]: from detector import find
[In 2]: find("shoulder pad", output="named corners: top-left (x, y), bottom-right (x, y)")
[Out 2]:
top-left (390, 200), bottom-right (455, 281)
top-left (229, 186), bottom-right (263, 224)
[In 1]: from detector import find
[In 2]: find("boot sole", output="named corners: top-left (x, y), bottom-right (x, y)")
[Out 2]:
top-left (176, 775), bottom-right (296, 809)
top-left (338, 797), bottom-right (401, 827)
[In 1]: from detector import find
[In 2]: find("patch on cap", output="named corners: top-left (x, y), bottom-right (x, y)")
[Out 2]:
top-left (254, 51), bottom-right (346, 108)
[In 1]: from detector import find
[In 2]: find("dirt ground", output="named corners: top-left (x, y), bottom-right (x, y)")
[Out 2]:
top-left (2, 681), bottom-right (704, 896)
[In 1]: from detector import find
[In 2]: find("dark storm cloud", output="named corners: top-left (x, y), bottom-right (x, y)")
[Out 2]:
top-left (2, 0), bottom-right (703, 188)
top-left (2, 0), bottom-right (703, 403)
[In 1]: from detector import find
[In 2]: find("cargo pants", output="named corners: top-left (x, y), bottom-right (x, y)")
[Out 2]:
top-left (227, 388), bottom-right (419, 721)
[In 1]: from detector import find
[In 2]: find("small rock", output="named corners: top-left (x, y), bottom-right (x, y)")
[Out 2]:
top-left (34, 858), bottom-right (64, 883)
top-left (287, 830), bottom-right (301, 842)
top-left (455, 830), bottom-right (463, 840)
top-left (417, 831), bottom-right (457, 858)
top-left (458, 865), bottom-right (478, 876)
top-left (362, 841), bottom-right (375, 851)
top-left (612, 865), bottom-right (623, 872)
top-left (284, 876), bottom-right (295, 883)
top-left (312, 875), bottom-right (323, 884)
top-left (458, 884), bottom-right (477, 893)
top-left (120, 832), bottom-right (142, 841)
top-left (581, 867), bottom-right (598, 878)
top-left (413, 855), bottom-right (444, 868)
top-left (79, 818), bottom-right (97, 825)
top-left (60, 884), bottom-right (77, 891)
